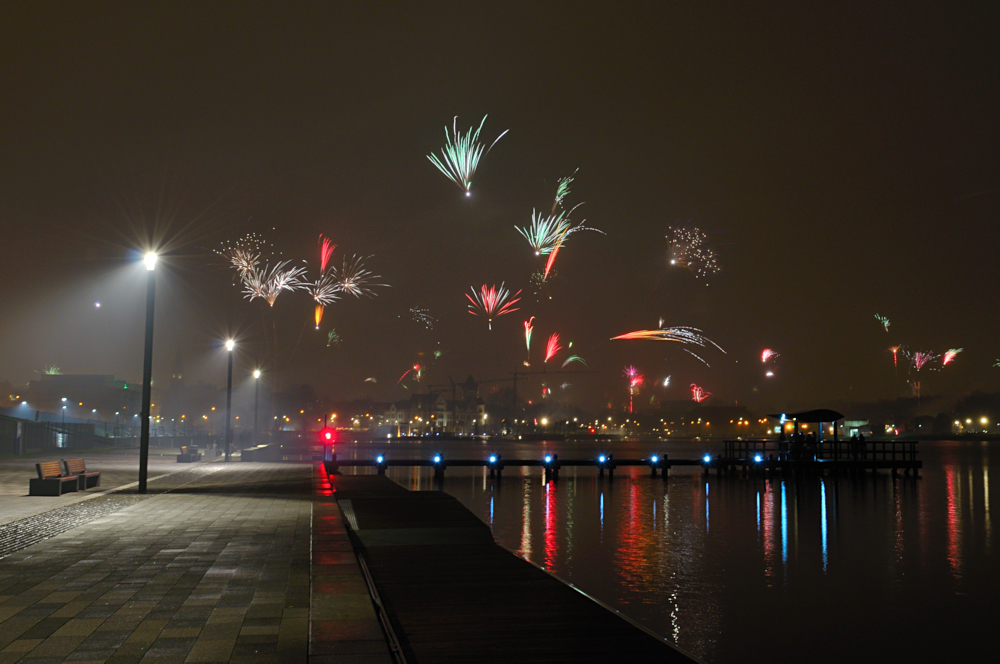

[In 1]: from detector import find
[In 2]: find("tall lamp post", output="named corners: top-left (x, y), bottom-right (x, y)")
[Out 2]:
top-left (224, 340), bottom-right (235, 461)
top-left (138, 252), bottom-right (157, 494)
top-left (253, 369), bottom-right (261, 446)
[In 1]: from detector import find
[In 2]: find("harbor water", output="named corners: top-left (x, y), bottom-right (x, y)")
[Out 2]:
top-left (335, 438), bottom-right (998, 663)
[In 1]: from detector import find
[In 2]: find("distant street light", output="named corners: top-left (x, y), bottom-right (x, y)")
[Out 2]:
top-left (224, 340), bottom-right (235, 461)
top-left (253, 369), bottom-right (261, 445)
top-left (138, 251), bottom-right (157, 494)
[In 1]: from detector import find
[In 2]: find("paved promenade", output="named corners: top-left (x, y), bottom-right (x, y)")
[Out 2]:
top-left (0, 454), bottom-right (391, 663)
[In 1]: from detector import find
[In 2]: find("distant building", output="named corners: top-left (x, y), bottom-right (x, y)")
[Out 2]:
top-left (26, 374), bottom-right (141, 422)
top-left (384, 376), bottom-right (486, 435)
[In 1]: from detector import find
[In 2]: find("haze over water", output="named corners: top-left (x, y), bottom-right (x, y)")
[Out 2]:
top-left (339, 438), bottom-right (997, 663)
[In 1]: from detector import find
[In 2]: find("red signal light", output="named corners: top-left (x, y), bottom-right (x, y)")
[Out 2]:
top-left (319, 427), bottom-right (336, 444)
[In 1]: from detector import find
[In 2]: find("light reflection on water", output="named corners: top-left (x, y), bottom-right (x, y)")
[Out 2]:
top-left (336, 438), bottom-right (998, 663)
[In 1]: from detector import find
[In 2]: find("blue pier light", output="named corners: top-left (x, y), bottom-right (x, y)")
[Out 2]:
top-left (489, 455), bottom-right (497, 464)
top-left (651, 455), bottom-right (659, 464)
top-left (545, 454), bottom-right (552, 464)
top-left (754, 454), bottom-right (763, 463)
top-left (433, 454), bottom-right (442, 464)
top-left (703, 454), bottom-right (712, 464)
top-left (376, 455), bottom-right (385, 464)
top-left (598, 454), bottom-right (607, 464)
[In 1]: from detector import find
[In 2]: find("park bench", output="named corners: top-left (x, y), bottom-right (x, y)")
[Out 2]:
top-left (29, 461), bottom-right (79, 496)
top-left (177, 445), bottom-right (202, 463)
top-left (62, 458), bottom-right (101, 490)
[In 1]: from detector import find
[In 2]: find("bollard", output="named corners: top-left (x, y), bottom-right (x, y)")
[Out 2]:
top-left (375, 454), bottom-right (386, 476)
top-left (488, 453), bottom-right (503, 478)
top-left (433, 454), bottom-right (445, 481)
top-left (607, 453), bottom-right (614, 480)
top-left (597, 454), bottom-right (607, 478)
top-left (543, 453), bottom-right (560, 482)
top-left (649, 454), bottom-right (659, 478)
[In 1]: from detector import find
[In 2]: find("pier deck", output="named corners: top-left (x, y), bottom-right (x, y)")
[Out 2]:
top-left (325, 470), bottom-right (699, 663)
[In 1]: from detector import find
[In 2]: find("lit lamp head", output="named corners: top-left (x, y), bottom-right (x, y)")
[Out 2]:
top-left (253, 370), bottom-right (261, 379)
top-left (225, 340), bottom-right (235, 352)
top-left (143, 252), bottom-right (157, 271)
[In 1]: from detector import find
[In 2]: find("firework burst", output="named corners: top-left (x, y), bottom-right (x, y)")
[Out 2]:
top-left (690, 384), bottom-right (711, 403)
top-left (761, 348), bottom-right (779, 363)
top-left (666, 226), bottom-right (719, 278)
top-left (552, 168), bottom-right (579, 213)
top-left (544, 333), bottom-right (563, 363)
top-left (516, 205), bottom-right (603, 257)
top-left (524, 317), bottom-right (535, 352)
top-left (561, 355), bottom-right (587, 368)
top-left (427, 115), bottom-right (508, 195)
top-left (942, 348), bottom-right (963, 366)
top-left (905, 350), bottom-right (938, 371)
top-left (611, 325), bottom-right (726, 358)
top-left (242, 261), bottom-right (308, 306)
top-left (326, 330), bottom-right (340, 347)
top-left (332, 255), bottom-right (386, 298)
top-left (215, 233), bottom-right (271, 277)
top-left (875, 314), bottom-right (890, 333)
top-left (408, 307), bottom-right (437, 330)
top-left (310, 269), bottom-right (342, 327)
top-left (466, 282), bottom-right (522, 330)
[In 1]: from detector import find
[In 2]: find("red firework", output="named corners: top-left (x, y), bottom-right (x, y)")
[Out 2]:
top-left (466, 283), bottom-right (522, 330)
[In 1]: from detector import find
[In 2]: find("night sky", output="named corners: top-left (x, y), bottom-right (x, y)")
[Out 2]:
top-left (1, 2), bottom-right (997, 412)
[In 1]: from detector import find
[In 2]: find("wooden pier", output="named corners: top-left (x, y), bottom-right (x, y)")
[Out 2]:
top-left (324, 438), bottom-right (921, 480)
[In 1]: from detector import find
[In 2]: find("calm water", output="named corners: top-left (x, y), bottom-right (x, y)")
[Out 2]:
top-left (335, 438), bottom-right (998, 663)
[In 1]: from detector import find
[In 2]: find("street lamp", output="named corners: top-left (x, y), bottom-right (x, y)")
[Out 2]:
top-left (138, 251), bottom-right (157, 494)
top-left (253, 369), bottom-right (261, 445)
top-left (224, 340), bottom-right (235, 461)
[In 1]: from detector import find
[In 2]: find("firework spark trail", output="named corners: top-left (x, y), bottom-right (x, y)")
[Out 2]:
top-left (624, 366), bottom-right (644, 413)
top-left (466, 283), bottom-right (522, 330)
top-left (515, 205), bottom-right (603, 256)
top-left (396, 363), bottom-right (423, 385)
top-left (662, 376), bottom-right (671, 388)
top-left (690, 384), bottom-right (711, 403)
top-left (427, 115), bottom-right (508, 195)
top-left (544, 333), bottom-right (562, 363)
top-left (364, 377), bottom-right (377, 383)
top-left (242, 261), bottom-right (308, 306)
top-left (333, 255), bottom-right (387, 297)
top-left (666, 226), bottom-right (719, 277)
top-left (319, 235), bottom-right (337, 272)
top-left (875, 314), bottom-right (890, 333)
top-left (942, 348), bottom-right (963, 366)
top-left (561, 355), bottom-right (587, 368)
top-left (890, 345), bottom-right (902, 368)
top-left (762, 348), bottom-right (779, 363)
top-left (611, 325), bottom-right (726, 355)
top-left (524, 317), bottom-right (535, 352)
top-left (905, 350), bottom-right (938, 371)
top-left (326, 330), bottom-right (340, 347)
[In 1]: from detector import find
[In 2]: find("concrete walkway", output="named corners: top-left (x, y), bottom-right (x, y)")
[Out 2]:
top-left (0, 460), bottom-right (391, 663)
